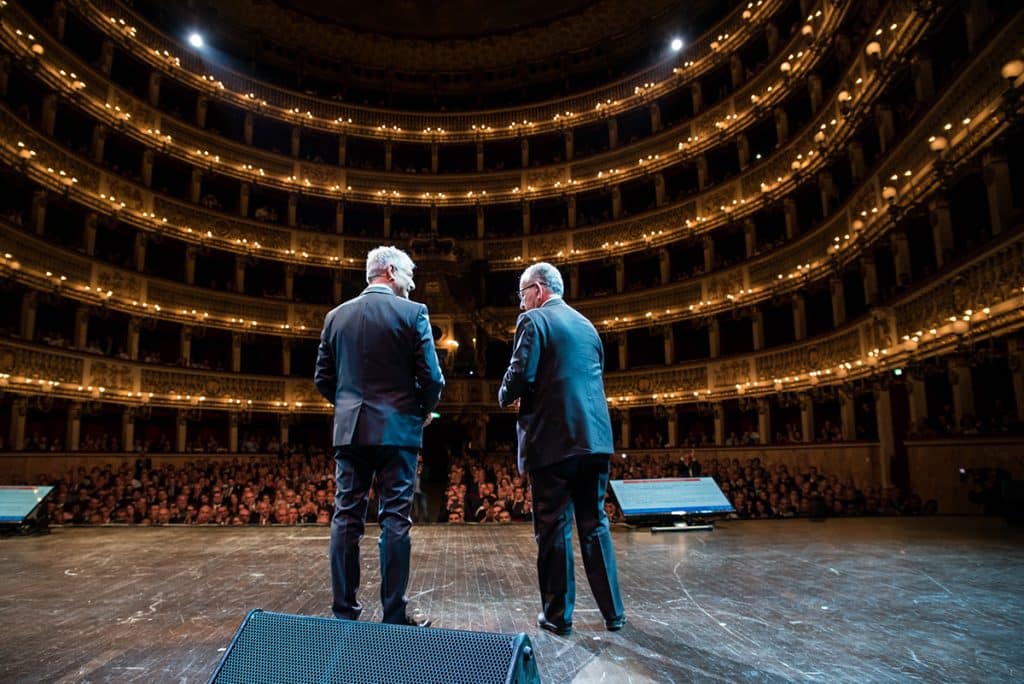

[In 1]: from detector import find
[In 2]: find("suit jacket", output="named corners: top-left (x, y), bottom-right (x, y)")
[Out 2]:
top-left (498, 298), bottom-right (614, 473)
top-left (314, 284), bottom-right (444, 448)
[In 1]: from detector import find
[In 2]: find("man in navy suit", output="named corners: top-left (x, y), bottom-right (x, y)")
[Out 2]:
top-left (315, 245), bottom-right (444, 627)
top-left (498, 262), bottom-right (625, 636)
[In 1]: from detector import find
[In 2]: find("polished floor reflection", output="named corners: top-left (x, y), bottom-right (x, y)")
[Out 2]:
top-left (0, 517), bottom-right (1021, 682)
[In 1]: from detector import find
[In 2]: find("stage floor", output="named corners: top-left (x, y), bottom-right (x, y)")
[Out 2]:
top-left (1, 517), bottom-right (1022, 683)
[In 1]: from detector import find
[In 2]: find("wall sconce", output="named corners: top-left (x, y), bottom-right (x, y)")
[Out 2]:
top-left (31, 43), bottom-right (44, 56)
top-left (837, 90), bottom-right (852, 114)
top-left (928, 136), bottom-right (948, 153)
top-left (1001, 59), bottom-right (1023, 83)
top-left (865, 41), bottom-right (882, 67)
top-left (951, 319), bottom-right (969, 335)
top-left (801, 24), bottom-right (814, 40)
top-left (814, 130), bottom-right (826, 150)
top-left (882, 185), bottom-right (898, 204)
top-left (741, 9), bottom-right (752, 20)
top-left (780, 61), bottom-right (792, 78)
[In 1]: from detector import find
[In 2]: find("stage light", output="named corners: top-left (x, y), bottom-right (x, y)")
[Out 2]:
top-left (188, 32), bottom-right (204, 48)
top-left (670, 38), bottom-right (683, 52)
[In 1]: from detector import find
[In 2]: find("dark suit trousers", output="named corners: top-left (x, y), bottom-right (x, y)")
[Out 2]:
top-left (330, 445), bottom-right (417, 624)
top-left (530, 453), bottom-right (624, 626)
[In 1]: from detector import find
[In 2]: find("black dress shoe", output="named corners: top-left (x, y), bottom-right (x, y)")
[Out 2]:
top-left (537, 612), bottom-right (572, 636)
top-left (605, 615), bottom-right (626, 631)
top-left (401, 613), bottom-right (432, 628)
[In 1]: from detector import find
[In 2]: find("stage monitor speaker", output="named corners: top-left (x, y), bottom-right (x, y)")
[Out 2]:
top-left (209, 609), bottom-right (540, 684)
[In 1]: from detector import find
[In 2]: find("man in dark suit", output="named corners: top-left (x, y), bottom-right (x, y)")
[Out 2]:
top-left (498, 262), bottom-right (625, 636)
top-left (315, 245), bottom-right (444, 627)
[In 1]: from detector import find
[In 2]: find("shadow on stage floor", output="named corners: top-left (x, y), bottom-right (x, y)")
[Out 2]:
top-left (0, 517), bottom-right (1022, 683)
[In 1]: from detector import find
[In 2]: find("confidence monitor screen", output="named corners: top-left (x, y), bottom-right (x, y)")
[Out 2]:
top-left (609, 477), bottom-right (734, 517)
top-left (0, 486), bottom-right (54, 523)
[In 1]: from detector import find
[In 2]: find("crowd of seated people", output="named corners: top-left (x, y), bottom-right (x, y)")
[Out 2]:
top-left (37, 448), bottom-right (337, 526)
top-left (442, 453), bottom-right (533, 523)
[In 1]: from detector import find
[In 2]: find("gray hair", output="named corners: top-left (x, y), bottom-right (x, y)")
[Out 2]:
top-left (521, 262), bottom-right (564, 296)
top-left (365, 245), bottom-right (415, 284)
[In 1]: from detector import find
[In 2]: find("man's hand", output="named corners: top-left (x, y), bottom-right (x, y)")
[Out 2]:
top-left (510, 398), bottom-right (521, 410)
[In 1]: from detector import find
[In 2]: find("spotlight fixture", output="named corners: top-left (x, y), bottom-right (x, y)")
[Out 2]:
top-left (188, 32), bottom-right (204, 48)
top-left (670, 37), bottom-right (683, 52)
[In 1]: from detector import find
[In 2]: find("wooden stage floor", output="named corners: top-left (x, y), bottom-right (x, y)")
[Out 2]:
top-left (0, 517), bottom-right (1022, 683)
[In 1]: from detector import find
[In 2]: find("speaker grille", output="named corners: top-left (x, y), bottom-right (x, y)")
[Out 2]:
top-left (210, 610), bottom-right (535, 684)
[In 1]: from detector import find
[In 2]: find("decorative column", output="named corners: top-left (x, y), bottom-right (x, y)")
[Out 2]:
top-left (819, 171), bottom-right (836, 216)
top-left (696, 155), bottom-right (709, 190)
top-left (228, 412), bottom-right (240, 454)
top-left (1008, 339), bottom-right (1024, 423)
top-left (41, 93), bottom-right (58, 136)
top-left (147, 71), bottom-right (161, 106)
top-left (891, 231), bottom-right (911, 287)
top-left (74, 306), bottom-right (90, 349)
top-left (121, 407), bottom-right (135, 452)
top-left (861, 255), bottom-right (879, 305)
top-left (291, 126), bottom-right (301, 158)
top-left (520, 201), bottom-right (530, 235)
top-left (611, 186), bottom-right (622, 220)
top-left (830, 277), bottom-right (846, 327)
top-left (736, 134), bottom-right (751, 171)
top-left (569, 265), bottom-right (580, 299)
top-left (983, 149), bottom-right (1012, 235)
top-left (20, 291), bottom-right (38, 341)
top-left (744, 219), bottom-right (757, 257)
top-left (807, 74), bottom-right (823, 111)
top-left (783, 197), bottom-right (798, 239)
top-left (691, 82), bottom-right (703, 114)
top-left (751, 309), bottom-right (765, 351)
top-left (730, 53), bottom-right (745, 87)
top-left (83, 212), bottom-right (98, 255)
top-left (475, 142), bottom-right (484, 172)
top-left (912, 54), bottom-right (934, 103)
top-left (196, 96), bottom-right (208, 128)
top-left (905, 370), bottom-right (928, 434)
top-left (234, 255), bottom-right (246, 293)
top-left (713, 403), bottom-right (725, 446)
top-left (133, 233), bottom-right (146, 272)
top-left (757, 398), bottom-right (771, 444)
top-left (659, 248), bottom-right (670, 285)
top-left (564, 130), bottom-right (574, 162)
top-left (929, 196), bottom-right (954, 268)
top-left (666, 408), bottom-right (679, 448)
top-left (874, 385), bottom-right (893, 487)
top-left (10, 398), bottom-right (27, 451)
top-left (839, 388), bottom-right (857, 441)
top-left (607, 117), bottom-right (618, 149)
top-left (948, 356), bottom-right (975, 428)
top-left (239, 182), bottom-right (251, 218)
top-left (774, 107), bottom-right (789, 143)
top-left (332, 272), bottom-right (343, 303)
top-left (98, 40), bottom-right (114, 76)
top-left (384, 141), bottom-right (393, 171)
top-left (567, 195), bottom-right (577, 228)
top-left (185, 247), bottom-right (197, 285)
top-left (279, 414), bottom-right (290, 447)
top-left (127, 317), bottom-right (141, 360)
top-left (231, 333), bottom-right (243, 372)
top-left (335, 201), bottom-right (345, 234)
top-left (614, 258), bottom-right (625, 293)
top-left (141, 149), bottom-right (154, 188)
top-left (875, 104), bottom-right (895, 153)
top-left (180, 326), bottom-right (193, 366)
top-left (962, 0), bottom-right (991, 53)
top-left (66, 402), bottom-right (82, 452)
top-left (244, 113), bottom-right (254, 145)
top-left (284, 265), bottom-right (295, 300)
top-left (848, 140), bottom-right (866, 182)
top-left (617, 334), bottom-right (629, 371)
top-left (281, 339), bottom-right (292, 376)
top-left (792, 295), bottom-right (807, 341)
top-left (702, 235), bottom-right (715, 272)
top-left (189, 169), bottom-right (202, 203)
top-left (31, 190), bottom-right (47, 235)
top-left (619, 408), bottom-right (631, 449)
top-left (520, 138), bottom-right (529, 168)
top-left (649, 102), bottom-right (662, 133)
top-left (287, 193), bottom-right (298, 227)
top-left (708, 319), bottom-right (721, 358)
top-left (662, 326), bottom-right (675, 365)
top-left (175, 410), bottom-right (188, 453)
top-left (654, 173), bottom-right (666, 207)
top-left (430, 143), bottom-right (439, 173)
top-left (799, 394), bottom-right (814, 443)
top-left (765, 23), bottom-right (779, 53)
